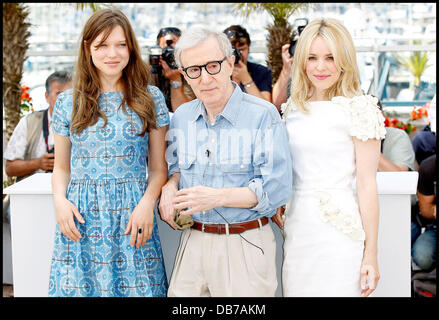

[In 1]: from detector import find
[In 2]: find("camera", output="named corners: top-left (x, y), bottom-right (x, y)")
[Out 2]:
top-left (148, 40), bottom-right (178, 75)
top-left (148, 45), bottom-right (163, 74)
top-left (288, 18), bottom-right (309, 58)
top-left (162, 40), bottom-right (178, 70)
top-left (232, 46), bottom-right (241, 65)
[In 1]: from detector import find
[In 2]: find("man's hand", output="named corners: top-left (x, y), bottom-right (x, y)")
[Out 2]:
top-left (160, 57), bottom-right (181, 81)
top-left (281, 43), bottom-right (293, 70)
top-left (271, 206), bottom-right (285, 229)
top-left (158, 182), bottom-right (179, 229)
top-left (173, 185), bottom-right (220, 216)
top-left (38, 152), bottom-right (55, 171)
top-left (232, 60), bottom-right (252, 85)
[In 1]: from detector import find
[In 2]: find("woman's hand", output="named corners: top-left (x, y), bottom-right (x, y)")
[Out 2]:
top-left (360, 254), bottom-right (380, 297)
top-left (125, 199), bottom-right (154, 248)
top-left (54, 196), bottom-right (84, 242)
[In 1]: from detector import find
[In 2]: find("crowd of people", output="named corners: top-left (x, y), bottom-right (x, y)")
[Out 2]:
top-left (3, 8), bottom-right (436, 297)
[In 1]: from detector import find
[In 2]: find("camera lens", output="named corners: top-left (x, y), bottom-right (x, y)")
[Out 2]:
top-left (148, 45), bottom-right (162, 66)
top-left (288, 40), bottom-right (297, 58)
top-left (162, 45), bottom-right (178, 69)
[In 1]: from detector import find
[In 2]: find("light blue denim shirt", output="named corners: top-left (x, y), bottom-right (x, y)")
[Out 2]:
top-left (166, 83), bottom-right (292, 224)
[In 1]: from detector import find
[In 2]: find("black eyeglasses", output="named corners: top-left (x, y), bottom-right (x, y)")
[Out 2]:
top-left (182, 57), bottom-right (227, 79)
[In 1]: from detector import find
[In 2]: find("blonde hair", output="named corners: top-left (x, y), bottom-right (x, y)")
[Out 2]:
top-left (72, 9), bottom-right (156, 136)
top-left (290, 18), bottom-right (362, 112)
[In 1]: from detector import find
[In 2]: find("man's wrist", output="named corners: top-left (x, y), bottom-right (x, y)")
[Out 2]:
top-left (170, 80), bottom-right (182, 89)
top-left (32, 157), bottom-right (42, 171)
top-left (242, 78), bottom-right (254, 88)
top-left (280, 67), bottom-right (291, 79)
top-left (216, 188), bottom-right (226, 207)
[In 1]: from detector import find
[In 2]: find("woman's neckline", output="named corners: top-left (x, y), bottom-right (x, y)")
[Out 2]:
top-left (307, 100), bottom-right (333, 103)
top-left (99, 91), bottom-right (123, 95)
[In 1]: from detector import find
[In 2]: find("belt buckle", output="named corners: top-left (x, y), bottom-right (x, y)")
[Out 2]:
top-left (202, 223), bottom-right (205, 233)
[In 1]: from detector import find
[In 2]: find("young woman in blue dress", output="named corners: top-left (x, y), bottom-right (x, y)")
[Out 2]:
top-left (49, 9), bottom-right (169, 297)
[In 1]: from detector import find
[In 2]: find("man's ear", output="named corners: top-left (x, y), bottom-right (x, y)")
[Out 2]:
top-left (45, 91), bottom-right (50, 104)
top-left (227, 55), bottom-right (235, 76)
top-left (179, 67), bottom-right (188, 82)
top-left (228, 54), bottom-right (235, 67)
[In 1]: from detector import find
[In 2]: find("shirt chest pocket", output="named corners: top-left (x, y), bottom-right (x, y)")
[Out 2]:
top-left (178, 153), bottom-right (198, 187)
top-left (220, 163), bottom-right (254, 188)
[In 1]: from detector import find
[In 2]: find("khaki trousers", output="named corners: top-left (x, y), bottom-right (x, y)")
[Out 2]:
top-left (167, 223), bottom-right (277, 297)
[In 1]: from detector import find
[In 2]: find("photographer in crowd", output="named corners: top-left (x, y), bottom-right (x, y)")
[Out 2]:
top-left (272, 19), bottom-right (308, 111)
top-left (4, 70), bottom-right (72, 181)
top-left (149, 27), bottom-right (195, 112)
top-left (223, 25), bottom-right (272, 103)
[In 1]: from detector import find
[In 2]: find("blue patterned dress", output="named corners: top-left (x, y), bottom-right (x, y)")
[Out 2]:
top-left (49, 86), bottom-right (169, 297)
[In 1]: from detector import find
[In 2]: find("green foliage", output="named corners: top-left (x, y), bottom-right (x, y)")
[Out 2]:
top-left (234, 3), bottom-right (308, 25)
top-left (74, 3), bottom-right (107, 12)
top-left (395, 49), bottom-right (430, 88)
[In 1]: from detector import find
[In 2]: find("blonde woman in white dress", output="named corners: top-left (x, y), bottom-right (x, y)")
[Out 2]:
top-left (276, 18), bottom-right (385, 297)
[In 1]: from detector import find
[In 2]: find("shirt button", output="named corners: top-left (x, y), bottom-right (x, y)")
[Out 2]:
top-left (211, 139), bottom-right (215, 143)
top-left (202, 211), bottom-right (206, 214)
top-left (240, 164), bottom-right (245, 168)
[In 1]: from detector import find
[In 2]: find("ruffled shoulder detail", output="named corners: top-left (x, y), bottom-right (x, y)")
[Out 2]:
top-left (280, 97), bottom-right (298, 120)
top-left (332, 95), bottom-right (386, 141)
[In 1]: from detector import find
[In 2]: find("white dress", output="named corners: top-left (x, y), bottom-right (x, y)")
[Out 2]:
top-left (280, 95), bottom-right (386, 297)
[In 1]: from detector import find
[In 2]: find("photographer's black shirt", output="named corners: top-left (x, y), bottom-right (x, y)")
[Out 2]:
top-left (239, 61), bottom-right (272, 94)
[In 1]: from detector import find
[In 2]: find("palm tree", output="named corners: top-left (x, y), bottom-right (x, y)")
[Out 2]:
top-left (2, 3), bottom-right (106, 145)
top-left (3, 3), bottom-right (31, 143)
top-left (234, 3), bottom-right (310, 84)
top-left (395, 50), bottom-right (430, 88)
top-left (3, 3), bottom-right (104, 188)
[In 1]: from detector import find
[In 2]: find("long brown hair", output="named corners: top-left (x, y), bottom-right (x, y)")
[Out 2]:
top-left (71, 8), bottom-right (156, 136)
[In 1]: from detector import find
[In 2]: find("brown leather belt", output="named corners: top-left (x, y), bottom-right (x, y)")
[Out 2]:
top-left (191, 217), bottom-right (268, 234)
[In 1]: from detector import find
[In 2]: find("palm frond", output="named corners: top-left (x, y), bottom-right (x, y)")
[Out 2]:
top-left (234, 3), bottom-right (309, 24)
top-left (395, 51), bottom-right (431, 87)
top-left (75, 3), bottom-right (113, 12)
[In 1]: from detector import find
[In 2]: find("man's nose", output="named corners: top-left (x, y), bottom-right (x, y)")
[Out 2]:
top-left (199, 67), bottom-right (212, 83)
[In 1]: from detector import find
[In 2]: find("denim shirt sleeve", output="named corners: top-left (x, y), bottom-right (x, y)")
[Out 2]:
top-left (167, 113), bottom-right (180, 177)
top-left (247, 110), bottom-right (292, 215)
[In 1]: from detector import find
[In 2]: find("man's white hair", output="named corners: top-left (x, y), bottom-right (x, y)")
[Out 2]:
top-left (174, 25), bottom-right (233, 68)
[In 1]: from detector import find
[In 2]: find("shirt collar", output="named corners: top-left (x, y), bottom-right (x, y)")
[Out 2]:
top-left (191, 82), bottom-right (243, 126)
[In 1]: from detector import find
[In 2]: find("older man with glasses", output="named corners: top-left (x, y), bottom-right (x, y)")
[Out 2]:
top-left (158, 25), bottom-right (292, 297)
